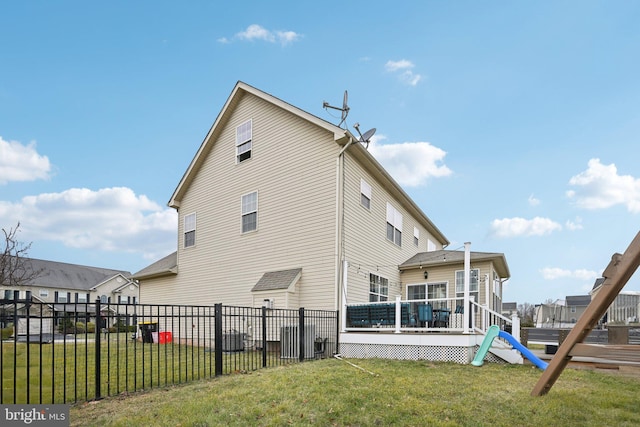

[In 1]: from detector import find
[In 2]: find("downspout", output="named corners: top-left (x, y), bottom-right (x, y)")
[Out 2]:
top-left (463, 242), bottom-right (471, 334)
top-left (334, 136), bottom-right (356, 313)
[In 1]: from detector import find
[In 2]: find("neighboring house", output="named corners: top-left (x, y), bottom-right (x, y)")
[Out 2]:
top-left (565, 295), bottom-right (591, 324)
top-left (133, 81), bottom-right (513, 363)
top-left (501, 302), bottom-right (518, 318)
top-left (591, 277), bottom-right (640, 325)
top-left (534, 295), bottom-right (591, 328)
top-left (1, 257), bottom-right (138, 330)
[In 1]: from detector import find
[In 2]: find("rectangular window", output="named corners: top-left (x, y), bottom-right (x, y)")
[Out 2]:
top-left (77, 293), bottom-right (87, 303)
top-left (407, 282), bottom-right (447, 310)
top-left (236, 119), bottom-right (252, 163)
top-left (456, 269), bottom-right (479, 306)
top-left (184, 213), bottom-right (196, 248)
top-left (369, 274), bottom-right (389, 302)
top-left (413, 227), bottom-right (419, 246)
top-left (241, 191), bottom-right (258, 233)
top-left (57, 293), bottom-right (68, 303)
top-left (360, 179), bottom-right (372, 209)
top-left (386, 203), bottom-right (402, 246)
top-left (427, 238), bottom-right (436, 252)
top-left (39, 289), bottom-right (49, 298)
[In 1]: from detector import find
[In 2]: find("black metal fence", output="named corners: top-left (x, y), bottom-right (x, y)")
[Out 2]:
top-left (0, 292), bottom-right (339, 404)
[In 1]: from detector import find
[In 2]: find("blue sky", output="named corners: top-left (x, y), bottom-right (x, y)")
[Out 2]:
top-left (1, 1), bottom-right (639, 304)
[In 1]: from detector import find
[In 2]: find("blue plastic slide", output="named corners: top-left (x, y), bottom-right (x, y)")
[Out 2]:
top-left (472, 325), bottom-right (548, 370)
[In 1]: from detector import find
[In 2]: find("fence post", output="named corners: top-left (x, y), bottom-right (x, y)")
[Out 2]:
top-left (94, 299), bottom-right (102, 400)
top-left (214, 303), bottom-right (223, 376)
top-left (262, 307), bottom-right (267, 368)
top-left (299, 307), bottom-right (305, 362)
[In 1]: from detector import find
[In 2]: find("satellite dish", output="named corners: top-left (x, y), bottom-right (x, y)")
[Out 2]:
top-left (322, 90), bottom-right (350, 128)
top-left (353, 123), bottom-right (376, 149)
top-left (361, 128), bottom-right (376, 143)
top-left (341, 90), bottom-right (349, 124)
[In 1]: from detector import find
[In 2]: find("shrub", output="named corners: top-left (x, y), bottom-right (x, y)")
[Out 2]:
top-left (86, 322), bottom-right (96, 333)
top-left (74, 322), bottom-right (86, 334)
top-left (1, 327), bottom-right (13, 340)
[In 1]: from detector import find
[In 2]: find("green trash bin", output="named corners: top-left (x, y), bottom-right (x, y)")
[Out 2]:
top-left (139, 322), bottom-right (158, 343)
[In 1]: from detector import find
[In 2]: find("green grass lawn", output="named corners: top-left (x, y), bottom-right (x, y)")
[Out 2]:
top-left (2, 333), bottom-right (288, 404)
top-left (70, 358), bottom-right (640, 427)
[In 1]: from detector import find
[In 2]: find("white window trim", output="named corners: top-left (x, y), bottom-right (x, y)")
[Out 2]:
top-left (360, 179), bottom-right (372, 209)
top-left (241, 191), bottom-right (258, 233)
top-left (455, 269), bottom-right (480, 294)
top-left (369, 273), bottom-right (389, 302)
top-left (39, 289), bottom-right (49, 298)
top-left (413, 227), bottom-right (419, 246)
top-left (236, 119), bottom-right (252, 163)
top-left (184, 212), bottom-right (196, 248)
top-left (386, 202), bottom-right (403, 246)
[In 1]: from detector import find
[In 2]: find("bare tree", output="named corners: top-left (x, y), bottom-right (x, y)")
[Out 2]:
top-left (1, 222), bottom-right (42, 288)
top-left (517, 302), bottom-right (536, 326)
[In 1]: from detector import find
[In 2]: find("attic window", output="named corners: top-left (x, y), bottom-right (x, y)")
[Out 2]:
top-left (236, 119), bottom-right (252, 163)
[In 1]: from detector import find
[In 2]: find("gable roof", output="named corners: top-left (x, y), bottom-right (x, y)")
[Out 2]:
top-left (12, 258), bottom-right (132, 291)
top-left (169, 81), bottom-right (348, 209)
top-left (399, 250), bottom-right (510, 278)
top-left (252, 268), bottom-right (302, 292)
top-left (131, 251), bottom-right (177, 280)
top-left (565, 295), bottom-right (591, 306)
top-left (167, 80), bottom-right (448, 246)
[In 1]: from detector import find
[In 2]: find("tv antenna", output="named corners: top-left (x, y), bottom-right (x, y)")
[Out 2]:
top-left (323, 90), bottom-right (349, 128)
top-left (353, 122), bottom-right (376, 149)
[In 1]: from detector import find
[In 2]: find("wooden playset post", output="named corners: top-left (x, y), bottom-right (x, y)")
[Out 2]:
top-left (531, 231), bottom-right (640, 396)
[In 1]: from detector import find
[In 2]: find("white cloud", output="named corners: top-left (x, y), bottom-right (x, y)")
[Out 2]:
top-left (385, 59), bottom-right (422, 86)
top-left (368, 135), bottom-right (452, 187)
top-left (385, 60), bottom-right (414, 72)
top-left (540, 267), bottom-right (599, 281)
top-left (565, 217), bottom-right (583, 231)
top-left (567, 158), bottom-right (640, 213)
top-left (0, 136), bottom-right (52, 184)
top-left (528, 194), bottom-right (540, 206)
top-left (230, 24), bottom-right (301, 46)
top-left (490, 216), bottom-right (562, 238)
top-left (0, 187), bottom-right (177, 261)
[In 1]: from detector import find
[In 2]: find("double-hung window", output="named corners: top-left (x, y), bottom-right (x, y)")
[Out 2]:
top-left (236, 119), bottom-right (252, 163)
top-left (386, 203), bottom-right (402, 246)
top-left (369, 274), bottom-right (389, 302)
top-left (456, 269), bottom-right (479, 305)
top-left (184, 213), bottom-right (196, 248)
top-left (413, 227), bottom-right (419, 246)
top-left (241, 191), bottom-right (258, 233)
top-left (360, 179), bottom-right (372, 209)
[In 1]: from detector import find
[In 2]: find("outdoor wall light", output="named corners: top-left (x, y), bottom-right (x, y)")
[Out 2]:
top-left (424, 271), bottom-right (429, 279)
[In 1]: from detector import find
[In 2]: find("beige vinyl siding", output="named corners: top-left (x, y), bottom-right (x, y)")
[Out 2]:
top-left (401, 261), bottom-right (500, 308)
top-left (165, 92), bottom-right (339, 309)
top-left (341, 153), bottom-right (444, 304)
top-left (139, 274), bottom-right (179, 303)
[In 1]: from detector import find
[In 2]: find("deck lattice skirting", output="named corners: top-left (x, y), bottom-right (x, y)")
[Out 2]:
top-left (338, 332), bottom-right (509, 364)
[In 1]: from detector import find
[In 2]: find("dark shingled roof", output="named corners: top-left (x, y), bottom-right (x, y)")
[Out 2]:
top-left (14, 258), bottom-right (131, 291)
top-left (131, 252), bottom-right (177, 280)
top-left (400, 250), bottom-right (510, 278)
top-left (252, 268), bottom-right (302, 292)
top-left (566, 295), bottom-right (591, 306)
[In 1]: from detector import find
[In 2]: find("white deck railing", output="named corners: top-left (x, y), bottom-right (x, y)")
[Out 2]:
top-left (344, 295), bottom-right (518, 337)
